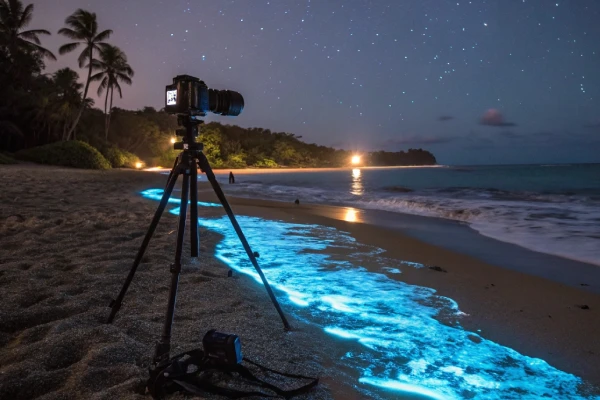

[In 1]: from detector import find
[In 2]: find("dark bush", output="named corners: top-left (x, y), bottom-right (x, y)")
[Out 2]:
top-left (0, 153), bottom-right (17, 164)
top-left (100, 146), bottom-right (142, 168)
top-left (15, 141), bottom-right (111, 170)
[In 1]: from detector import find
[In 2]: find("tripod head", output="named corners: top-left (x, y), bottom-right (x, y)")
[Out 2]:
top-left (173, 113), bottom-right (204, 152)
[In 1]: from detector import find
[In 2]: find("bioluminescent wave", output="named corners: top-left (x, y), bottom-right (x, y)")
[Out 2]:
top-left (141, 188), bottom-right (220, 208)
top-left (142, 189), bottom-right (592, 399)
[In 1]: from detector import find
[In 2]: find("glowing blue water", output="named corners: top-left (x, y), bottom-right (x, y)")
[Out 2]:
top-left (142, 189), bottom-right (595, 399)
top-left (140, 189), bottom-right (221, 208)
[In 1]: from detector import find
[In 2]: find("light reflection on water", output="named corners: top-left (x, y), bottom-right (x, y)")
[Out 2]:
top-left (344, 207), bottom-right (360, 223)
top-left (142, 189), bottom-right (592, 399)
top-left (351, 168), bottom-right (363, 196)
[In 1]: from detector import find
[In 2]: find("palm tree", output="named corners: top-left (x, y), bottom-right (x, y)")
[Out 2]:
top-left (90, 44), bottom-right (133, 140)
top-left (0, 0), bottom-right (56, 60)
top-left (58, 9), bottom-right (112, 140)
top-left (52, 68), bottom-right (86, 140)
top-left (53, 67), bottom-right (83, 97)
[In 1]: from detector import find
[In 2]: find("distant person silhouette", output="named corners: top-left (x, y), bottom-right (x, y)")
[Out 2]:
top-left (229, 171), bottom-right (235, 184)
top-left (294, 199), bottom-right (300, 205)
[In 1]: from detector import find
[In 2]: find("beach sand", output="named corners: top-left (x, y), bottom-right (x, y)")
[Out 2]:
top-left (1, 165), bottom-right (599, 399)
top-left (0, 165), bottom-right (334, 400)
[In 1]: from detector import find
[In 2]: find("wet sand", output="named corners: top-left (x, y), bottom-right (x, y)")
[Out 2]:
top-left (1, 165), bottom-right (599, 399)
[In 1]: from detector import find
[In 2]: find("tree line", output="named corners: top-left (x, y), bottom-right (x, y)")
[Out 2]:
top-left (0, 0), bottom-right (436, 168)
top-left (0, 1), bottom-right (132, 150)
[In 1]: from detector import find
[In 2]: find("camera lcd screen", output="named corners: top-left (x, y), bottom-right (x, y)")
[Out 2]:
top-left (166, 90), bottom-right (177, 106)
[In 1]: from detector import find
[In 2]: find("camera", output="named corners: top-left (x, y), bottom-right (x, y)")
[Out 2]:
top-left (165, 75), bottom-right (244, 116)
top-left (202, 329), bottom-right (243, 366)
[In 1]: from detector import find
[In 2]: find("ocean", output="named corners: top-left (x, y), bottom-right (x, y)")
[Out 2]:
top-left (213, 164), bottom-right (600, 267)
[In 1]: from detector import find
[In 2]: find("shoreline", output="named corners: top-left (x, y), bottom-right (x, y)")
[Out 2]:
top-left (186, 165), bottom-right (600, 269)
top-left (198, 180), bottom-right (600, 282)
top-left (1, 165), bottom-right (599, 398)
top-left (146, 165), bottom-right (443, 175)
top-left (191, 182), bottom-right (600, 390)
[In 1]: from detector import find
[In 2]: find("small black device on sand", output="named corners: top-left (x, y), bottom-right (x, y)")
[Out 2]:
top-left (105, 76), bottom-right (301, 398)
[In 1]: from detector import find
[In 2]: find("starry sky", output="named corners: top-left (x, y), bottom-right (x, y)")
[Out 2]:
top-left (30, 0), bottom-right (600, 165)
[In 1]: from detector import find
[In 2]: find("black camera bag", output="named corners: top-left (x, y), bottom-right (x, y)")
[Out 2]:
top-left (147, 348), bottom-right (319, 399)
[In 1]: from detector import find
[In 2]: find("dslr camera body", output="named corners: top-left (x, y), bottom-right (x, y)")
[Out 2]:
top-left (165, 75), bottom-right (244, 117)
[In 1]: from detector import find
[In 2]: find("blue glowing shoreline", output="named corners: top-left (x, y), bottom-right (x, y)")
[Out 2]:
top-left (141, 188), bottom-right (596, 399)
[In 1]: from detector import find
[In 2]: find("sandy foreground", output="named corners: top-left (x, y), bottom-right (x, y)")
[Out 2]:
top-left (0, 165), bottom-right (335, 400)
top-left (1, 165), bottom-right (599, 399)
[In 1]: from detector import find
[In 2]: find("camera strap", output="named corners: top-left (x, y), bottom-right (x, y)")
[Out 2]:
top-left (148, 349), bottom-right (319, 399)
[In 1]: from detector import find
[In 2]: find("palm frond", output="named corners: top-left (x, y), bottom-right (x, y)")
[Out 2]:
top-left (96, 76), bottom-right (108, 96)
top-left (93, 28), bottom-right (112, 42)
top-left (57, 27), bottom-right (83, 40)
top-left (77, 46), bottom-right (91, 67)
top-left (121, 65), bottom-right (134, 77)
top-left (18, 3), bottom-right (33, 29)
top-left (17, 31), bottom-right (40, 44)
top-left (113, 82), bottom-right (123, 99)
top-left (115, 73), bottom-right (132, 85)
top-left (90, 13), bottom-right (98, 35)
top-left (20, 28), bottom-right (51, 36)
top-left (64, 9), bottom-right (95, 38)
top-left (18, 29), bottom-right (51, 44)
top-left (26, 41), bottom-right (56, 60)
top-left (95, 41), bottom-right (112, 51)
top-left (70, 19), bottom-right (89, 35)
top-left (89, 71), bottom-right (105, 82)
top-left (65, 9), bottom-right (89, 26)
top-left (89, 59), bottom-right (106, 70)
top-left (58, 41), bottom-right (80, 55)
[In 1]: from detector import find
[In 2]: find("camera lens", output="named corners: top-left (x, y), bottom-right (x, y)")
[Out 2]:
top-left (208, 89), bottom-right (244, 116)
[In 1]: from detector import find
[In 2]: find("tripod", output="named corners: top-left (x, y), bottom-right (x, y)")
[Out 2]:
top-left (107, 113), bottom-right (290, 366)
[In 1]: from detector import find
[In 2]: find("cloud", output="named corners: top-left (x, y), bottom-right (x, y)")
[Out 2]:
top-left (480, 109), bottom-right (517, 127)
top-left (437, 115), bottom-right (454, 122)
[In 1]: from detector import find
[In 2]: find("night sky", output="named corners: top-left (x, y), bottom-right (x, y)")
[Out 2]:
top-left (30, 0), bottom-right (600, 165)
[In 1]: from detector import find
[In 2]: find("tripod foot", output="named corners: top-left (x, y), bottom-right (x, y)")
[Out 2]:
top-left (106, 300), bottom-right (121, 323)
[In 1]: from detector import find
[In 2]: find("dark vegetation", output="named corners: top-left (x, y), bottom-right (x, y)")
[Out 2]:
top-left (0, 0), bottom-right (436, 169)
top-left (16, 140), bottom-right (111, 169)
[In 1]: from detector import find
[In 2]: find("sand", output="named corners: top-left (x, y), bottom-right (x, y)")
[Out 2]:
top-left (0, 165), bottom-right (333, 400)
top-left (1, 164), bottom-right (599, 399)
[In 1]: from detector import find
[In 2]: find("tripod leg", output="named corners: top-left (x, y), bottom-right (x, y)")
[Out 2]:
top-left (107, 165), bottom-right (181, 323)
top-left (154, 171), bottom-right (190, 364)
top-left (164, 156), bottom-right (180, 187)
top-left (197, 155), bottom-right (291, 331)
top-left (189, 160), bottom-right (199, 257)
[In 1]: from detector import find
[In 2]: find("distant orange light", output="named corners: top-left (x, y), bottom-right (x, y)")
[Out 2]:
top-left (351, 155), bottom-right (361, 165)
top-left (170, 137), bottom-right (177, 144)
top-left (135, 162), bottom-right (143, 169)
